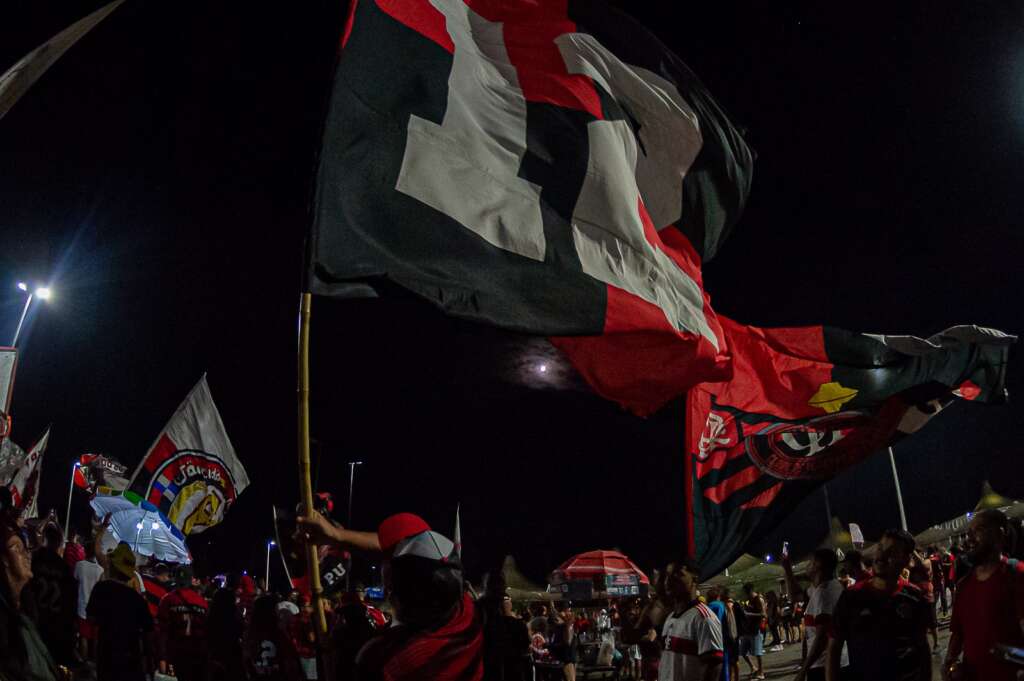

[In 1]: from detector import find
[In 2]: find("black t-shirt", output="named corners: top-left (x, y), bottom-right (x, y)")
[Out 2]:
top-left (87, 579), bottom-right (154, 681)
top-left (832, 580), bottom-right (931, 681)
top-left (28, 548), bottom-right (78, 666)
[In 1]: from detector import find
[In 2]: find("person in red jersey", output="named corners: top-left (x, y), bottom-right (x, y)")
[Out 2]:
top-left (827, 529), bottom-right (932, 681)
top-left (944, 509), bottom-right (1024, 681)
top-left (297, 510), bottom-right (483, 681)
top-left (157, 565), bottom-right (209, 681)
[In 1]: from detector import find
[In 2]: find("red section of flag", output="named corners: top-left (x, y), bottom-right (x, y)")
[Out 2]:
top-left (146, 434), bottom-right (177, 473)
top-left (376, 0), bottom-right (603, 117)
top-left (341, 0), bottom-right (360, 48)
top-left (551, 284), bottom-right (730, 416)
top-left (480, 0), bottom-right (602, 117)
top-left (955, 380), bottom-right (981, 401)
top-left (740, 482), bottom-right (784, 510)
top-left (376, 0), bottom-right (454, 53)
top-left (705, 319), bottom-right (831, 419)
top-left (702, 465), bottom-right (762, 505)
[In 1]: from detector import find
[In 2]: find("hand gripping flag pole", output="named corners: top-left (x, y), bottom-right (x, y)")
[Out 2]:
top-left (297, 293), bottom-right (328, 642)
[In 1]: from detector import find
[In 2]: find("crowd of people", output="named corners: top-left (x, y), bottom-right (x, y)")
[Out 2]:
top-left (1, 487), bottom-right (1022, 681)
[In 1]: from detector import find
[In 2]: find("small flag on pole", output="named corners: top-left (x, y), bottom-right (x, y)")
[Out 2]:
top-left (9, 428), bottom-right (49, 518)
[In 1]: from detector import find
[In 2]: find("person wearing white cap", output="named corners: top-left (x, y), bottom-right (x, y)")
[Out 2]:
top-left (297, 510), bottom-right (483, 681)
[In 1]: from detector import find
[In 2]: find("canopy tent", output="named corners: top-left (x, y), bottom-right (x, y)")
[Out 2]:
top-left (552, 550), bottom-right (650, 584)
top-left (91, 492), bottom-right (191, 564)
top-left (549, 550), bottom-right (650, 599)
top-left (502, 555), bottom-right (552, 602)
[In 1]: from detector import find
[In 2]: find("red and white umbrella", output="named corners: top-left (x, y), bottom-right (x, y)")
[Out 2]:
top-left (552, 550), bottom-right (650, 585)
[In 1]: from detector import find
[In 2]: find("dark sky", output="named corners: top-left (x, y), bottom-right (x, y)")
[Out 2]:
top-left (2, 0), bottom-right (1022, 587)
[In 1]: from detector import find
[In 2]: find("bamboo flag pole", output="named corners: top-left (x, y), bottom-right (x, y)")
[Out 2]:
top-left (297, 292), bottom-right (328, 636)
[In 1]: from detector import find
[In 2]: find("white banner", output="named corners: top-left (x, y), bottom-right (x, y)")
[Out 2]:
top-left (9, 428), bottom-right (49, 518)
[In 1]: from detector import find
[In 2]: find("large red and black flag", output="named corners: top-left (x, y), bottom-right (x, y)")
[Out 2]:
top-left (308, 0), bottom-right (754, 415)
top-left (687, 320), bottom-right (1014, 579)
top-left (308, 0), bottom-right (1015, 575)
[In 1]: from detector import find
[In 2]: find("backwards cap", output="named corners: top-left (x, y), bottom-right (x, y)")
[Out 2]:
top-left (377, 513), bottom-right (431, 553)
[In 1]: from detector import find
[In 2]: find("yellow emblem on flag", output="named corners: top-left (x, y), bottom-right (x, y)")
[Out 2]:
top-left (808, 381), bottom-right (858, 413)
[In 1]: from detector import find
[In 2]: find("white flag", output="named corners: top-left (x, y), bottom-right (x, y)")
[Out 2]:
top-left (9, 428), bottom-right (49, 518)
top-left (849, 523), bottom-right (865, 548)
top-left (0, 0), bottom-right (127, 120)
top-left (126, 375), bottom-right (248, 535)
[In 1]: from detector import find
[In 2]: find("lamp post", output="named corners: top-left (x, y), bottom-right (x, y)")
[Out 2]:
top-left (345, 461), bottom-right (363, 591)
top-left (266, 539), bottom-right (276, 590)
top-left (64, 461), bottom-right (80, 541)
top-left (888, 446), bottom-right (909, 532)
top-left (12, 283), bottom-right (51, 347)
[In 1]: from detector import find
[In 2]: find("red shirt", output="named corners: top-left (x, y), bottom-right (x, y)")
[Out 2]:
top-left (950, 564), bottom-right (1024, 681)
top-left (158, 587), bottom-right (210, 660)
top-left (356, 594), bottom-right (482, 681)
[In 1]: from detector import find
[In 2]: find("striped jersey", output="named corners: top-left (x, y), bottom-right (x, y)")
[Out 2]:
top-left (659, 601), bottom-right (724, 681)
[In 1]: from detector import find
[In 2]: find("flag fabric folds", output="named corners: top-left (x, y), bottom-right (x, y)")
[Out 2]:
top-left (0, 0), bottom-right (126, 120)
top-left (126, 375), bottom-right (248, 536)
top-left (4, 428), bottom-right (50, 518)
top-left (686, 321), bottom-right (1014, 579)
top-left (74, 453), bottom-right (130, 494)
top-left (309, 0), bottom-right (754, 415)
top-left (310, 0), bottom-right (1015, 572)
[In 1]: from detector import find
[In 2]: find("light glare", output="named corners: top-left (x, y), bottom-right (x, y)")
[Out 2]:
top-left (35, 287), bottom-right (51, 300)
top-left (16, 282), bottom-right (27, 292)
top-left (136, 522), bottom-right (144, 530)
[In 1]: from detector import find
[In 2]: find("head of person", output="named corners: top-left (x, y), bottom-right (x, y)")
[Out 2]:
top-left (377, 513), bottom-right (463, 629)
top-left (153, 563), bottom-right (172, 584)
top-left (965, 508), bottom-right (1012, 564)
top-left (559, 604), bottom-right (575, 622)
top-left (174, 565), bottom-right (195, 589)
top-left (661, 557), bottom-right (700, 606)
top-left (106, 542), bottom-right (137, 583)
top-left (875, 529), bottom-right (916, 581)
top-left (250, 594), bottom-right (280, 636)
top-left (742, 582), bottom-right (756, 598)
top-left (501, 594), bottom-right (514, 616)
top-left (809, 548), bottom-right (838, 583)
top-left (288, 589), bottom-right (301, 605)
top-left (720, 586), bottom-right (731, 602)
top-left (840, 550), bottom-right (866, 579)
top-left (40, 524), bottom-right (63, 554)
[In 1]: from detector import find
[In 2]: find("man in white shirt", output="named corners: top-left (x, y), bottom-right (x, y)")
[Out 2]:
top-left (74, 541), bottom-right (105, 659)
top-left (621, 557), bottom-right (723, 681)
top-left (783, 548), bottom-right (848, 681)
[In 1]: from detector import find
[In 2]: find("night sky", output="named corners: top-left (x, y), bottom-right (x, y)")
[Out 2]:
top-left (2, 0), bottom-right (1022, 588)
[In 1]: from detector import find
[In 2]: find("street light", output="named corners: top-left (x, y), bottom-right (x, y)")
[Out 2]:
top-left (11, 283), bottom-right (53, 347)
top-left (64, 461), bottom-right (80, 541)
top-left (266, 539), bottom-right (277, 590)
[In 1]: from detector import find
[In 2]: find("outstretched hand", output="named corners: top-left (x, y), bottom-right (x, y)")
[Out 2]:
top-left (295, 508), bottom-right (343, 546)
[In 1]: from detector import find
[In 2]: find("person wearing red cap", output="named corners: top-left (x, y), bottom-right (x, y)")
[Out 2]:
top-left (298, 510), bottom-right (483, 681)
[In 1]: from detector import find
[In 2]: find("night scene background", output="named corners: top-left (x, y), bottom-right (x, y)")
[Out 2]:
top-left (2, 0), bottom-right (1022, 587)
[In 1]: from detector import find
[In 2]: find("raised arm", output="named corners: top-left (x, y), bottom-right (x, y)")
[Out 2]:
top-left (296, 509), bottom-right (381, 552)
